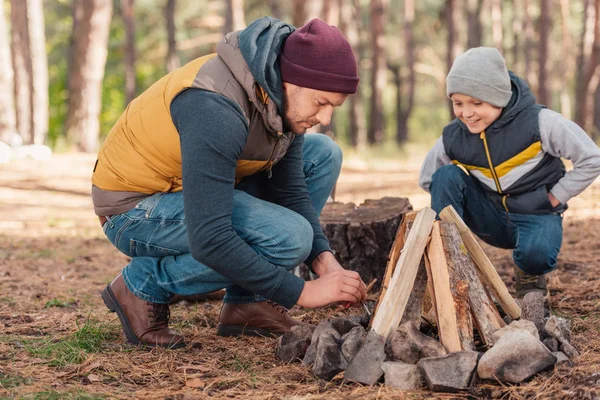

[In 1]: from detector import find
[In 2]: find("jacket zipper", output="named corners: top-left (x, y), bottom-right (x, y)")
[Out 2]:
top-left (265, 132), bottom-right (283, 178)
top-left (480, 130), bottom-right (509, 212)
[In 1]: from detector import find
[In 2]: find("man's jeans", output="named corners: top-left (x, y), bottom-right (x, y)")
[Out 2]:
top-left (102, 134), bottom-right (342, 304)
top-left (430, 165), bottom-right (563, 275)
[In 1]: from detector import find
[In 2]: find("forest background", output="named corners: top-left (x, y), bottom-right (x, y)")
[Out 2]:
top-left (2, 0), bottom-right (600, 158)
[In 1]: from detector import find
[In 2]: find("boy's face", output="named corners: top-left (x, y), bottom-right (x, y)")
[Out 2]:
top-left (451, 94), bottom-right (503, 134)
top-left (282, 82), bottom-right (348, 134)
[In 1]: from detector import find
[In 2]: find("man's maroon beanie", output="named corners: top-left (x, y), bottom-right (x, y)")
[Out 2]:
top-left (280, 18), bottom-right (359, 94)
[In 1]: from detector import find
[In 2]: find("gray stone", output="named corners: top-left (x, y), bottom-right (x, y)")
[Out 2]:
top-left (382, 361), bottom-right (423, 391)
top-left (543, 337), bottom-right (559, 353)
top-left (341, 325), bottom-right (366, 363)
top-left (553, 351), bottom-right (573, 367)
top-left (477, 330), bottom-right (556, 383)
top-left (544, 315), bottom-right (572, 343)
top-left (559, 340), bottom-right (580, 359)
top-left (521, 292), bottom-right (546, 333)
top-left (387, 323), bottom-right (447, 364)
top-left (303, 322), bottom-right (341, 366)
top-left (417, 351), bottom-right (480, 392)
top-left (311, 332), bottom-right (345, 380)
top-left (344, 330), bottom-right (386, 385)
top-left (331, 317), bottom-right (361, 336)
top-left (492, 320), bottom-right (539, 343)
top-left (276, 324), bottom-right (315, 362)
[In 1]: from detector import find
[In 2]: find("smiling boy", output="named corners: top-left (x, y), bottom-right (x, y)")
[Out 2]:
top-left (419, 47), bottom-right (600, 298)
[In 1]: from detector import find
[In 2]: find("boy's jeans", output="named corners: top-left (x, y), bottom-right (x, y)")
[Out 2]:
top-left (101, 134), bottom-right (342, 304)
top-left (430, 165), bottom-right (562, 275)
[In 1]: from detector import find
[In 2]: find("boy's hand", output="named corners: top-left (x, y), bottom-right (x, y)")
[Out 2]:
top-left (296, 251), bottom-right (367, 308)
top-left (548, 192), bottom-right (561, 208)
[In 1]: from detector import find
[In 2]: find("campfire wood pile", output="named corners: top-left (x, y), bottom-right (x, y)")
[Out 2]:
top-left (276, 205), bottom-right (580, 392)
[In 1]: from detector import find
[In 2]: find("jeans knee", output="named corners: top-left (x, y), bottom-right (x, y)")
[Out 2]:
top-left (431, 165), bottom-right (468, 189)
top-left (306, 134), bottom-right (343, 173)
top-left (514, 244), bottom-right (558, 275)
top-left (278, 214), bottom-right (313, 266)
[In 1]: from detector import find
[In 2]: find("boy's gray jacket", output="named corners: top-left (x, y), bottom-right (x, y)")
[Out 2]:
top-left (420, 73), bottom-right (600, 214)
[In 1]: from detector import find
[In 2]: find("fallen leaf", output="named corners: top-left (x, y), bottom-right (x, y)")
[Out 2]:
top-left (87, 374), bottom-right (102, 383)
top-left (185, 378), bottom-right (205, 388)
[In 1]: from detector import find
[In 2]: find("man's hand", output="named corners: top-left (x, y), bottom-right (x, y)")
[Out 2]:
top-left (548, 192), bottom-right (561, 208)
top-left (296, 251), bottom-right (367, 308)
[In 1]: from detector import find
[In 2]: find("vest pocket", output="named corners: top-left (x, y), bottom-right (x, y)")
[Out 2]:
top-left (130, 238), bottom-right (183, 258)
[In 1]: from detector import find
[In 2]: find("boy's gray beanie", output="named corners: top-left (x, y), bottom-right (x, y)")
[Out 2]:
top-left (446, 47), bottom-right (512, 107)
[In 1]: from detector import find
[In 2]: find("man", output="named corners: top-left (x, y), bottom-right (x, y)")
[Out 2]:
top-left (93, 17), bottom-right (367, 349)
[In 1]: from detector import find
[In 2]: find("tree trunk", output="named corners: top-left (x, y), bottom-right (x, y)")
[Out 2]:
top-left (165, 0), bottom-right (179, 72)
top-left (559, 0), bottom-right (573, 118)
top-left (320, 197), bottom-right (413, 290)
top-left (511, 0), bottom-right (522, 73)
top-left (269, 0), bottom-right (283, 20)
top-left (523, 0), bottom-right (536, 92)
top-left (321, 0), bottom-right (340, 26)
top-left (575, 0), bottom-right (599, 129)
top-left (10, 0), bottom-right (32, 144)
top-left (292, 0), bottom-right (307, 27)
top-left (65, 0), bottom-right (113, 152)
top-left (465, 0), bottom-right (484, 49)
top-left (340, 0), bottom-right (367, 149)
top-left (27, 0), bottom-right (48, 145)
top-left (490, 0), bottom-right (503, 52)
top-left (396, 0), bottom-right (415, 145)
top-left (223, 0), bottom-right (245, 33)
top-left (537, 0), bottom-right (552, 106)
top-left (0, 0), bottom-right (16, 143)
top-left (121, 0), bottom-right (136, 104)
top-left (368, 0), bottom-right (386, 145)
top-left (445, 0), bottom-right (460, 119)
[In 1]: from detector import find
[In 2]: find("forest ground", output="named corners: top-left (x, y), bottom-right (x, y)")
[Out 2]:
top-left (0, 152), bottom-right (598, 400)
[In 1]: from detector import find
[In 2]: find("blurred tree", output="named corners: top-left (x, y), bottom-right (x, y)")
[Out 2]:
top-left (537, 0), bottom-right (551, 105)
top-left (491, 0), bottom-right (503, 52)
top-left (29, 0), bottom-right (48, 145)
top-left (224, 0), bottom-right (246, 33)
top-left (559, 0), bottom-right (573, 118)
top-left (575, 0), bottom-right (600, 131)
top-left (465, 0), bottom-right (483, 49)
top-left (0, 0), bottom-right (16, 143)
top-left (368, 0), bottom-right (386, 144)
top-left (523, 0), bottom-right (536, 91)
top-left (120, 0), bottom-right (136, 103)
top-left (340, 0), bottom-right (367, 149)
top-left (510, 0), bottom-right (522, 73)
top-left (65, 0), bottom-right (113, 152)
top-left (10, 0), bottom-right (32, 144)
top-left (165, 0), bottom-right (179, 72)
top-left (394, 0), bottom-right (415, 145)
top-left (445, 0), bottom-right (460, 119)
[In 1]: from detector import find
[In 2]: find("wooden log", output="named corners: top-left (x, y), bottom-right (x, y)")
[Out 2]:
top-left (440, 222), bottom-right (505, 346)
top-left (439, 205), bottom-right (521, 319)
top-left (370, 211), bottom-right (417, 326)
top-left (370, 207), bottom-right (436, 340)
top-left (438, 222), bottom-right (475, 351)
top-left (425, 221), bottom-right (462, 353)
top-left (319, 197), bottom-right (412, 289)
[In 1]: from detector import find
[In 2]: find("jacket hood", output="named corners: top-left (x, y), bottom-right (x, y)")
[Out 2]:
top-left (238, 17), bottom-right (295, 113)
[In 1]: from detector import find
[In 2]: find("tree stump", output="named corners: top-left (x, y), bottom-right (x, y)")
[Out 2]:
top-left (318, 197), bottom-right (412, 289)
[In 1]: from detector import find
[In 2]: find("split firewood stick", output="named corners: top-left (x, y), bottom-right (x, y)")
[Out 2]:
top-left (439, 206), bottom-right (521, 319)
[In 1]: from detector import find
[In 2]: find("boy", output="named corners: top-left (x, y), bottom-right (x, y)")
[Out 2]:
top-left (419, 47), bottom-right (600, 298)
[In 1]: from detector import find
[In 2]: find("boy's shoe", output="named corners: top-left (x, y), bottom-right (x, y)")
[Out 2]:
top-left (216, 301), bottom-right (308, 337)
top-left (514, 267), bottom-right (548, 299)
top-left (101, 274), bottom-right (186, 349)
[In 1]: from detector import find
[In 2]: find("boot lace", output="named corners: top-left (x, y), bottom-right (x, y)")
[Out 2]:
top-left (516, 269), bottom-right (539, 286)
top-left (266, 300), bottom-right (289, 315)
top-left (148, 303), bottom-right (170, 328)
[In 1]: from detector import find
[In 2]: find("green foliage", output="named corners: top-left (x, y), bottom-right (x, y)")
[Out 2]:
top-left (0, 372), bottom-right (29, 389)
top-left (23, 318), bottom-right (116, 367)
top-left (19, 391), bottom-right (106, 400)
top-left (44, 297), bottom-right (77, 308)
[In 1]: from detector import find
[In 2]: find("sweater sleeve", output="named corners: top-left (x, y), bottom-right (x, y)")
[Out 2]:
top-left (539, 109), bottom-right (600, 204)
top-left (266, 134), bottom-right (331, 264)
top-left (172, 88), bottom-right (304, 309)
top-left (419, 136), bottom-right (452, 192)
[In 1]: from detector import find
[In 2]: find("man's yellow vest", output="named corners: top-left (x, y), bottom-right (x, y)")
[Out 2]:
top-left (92, 32), bottom-right (293, 201)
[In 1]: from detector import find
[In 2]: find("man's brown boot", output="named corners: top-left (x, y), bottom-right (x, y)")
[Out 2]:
top-left (514, 266), bottom-right (549, 299)
top-left (101, 274), bottom-right (185, 349)
top-left (216, 301), bottom-right (307, 337)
